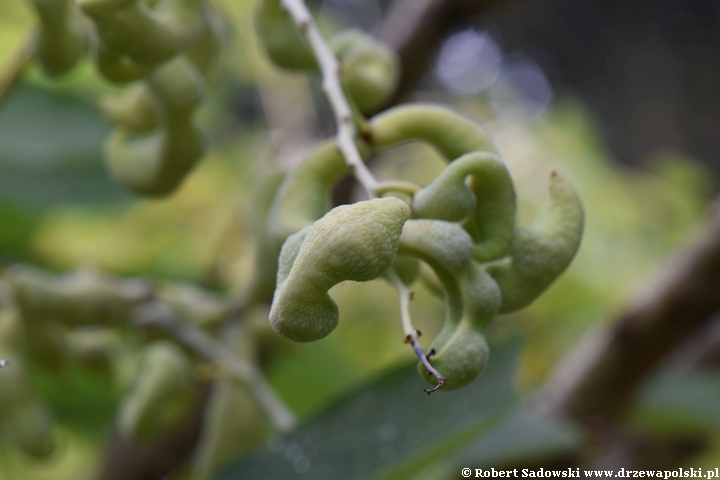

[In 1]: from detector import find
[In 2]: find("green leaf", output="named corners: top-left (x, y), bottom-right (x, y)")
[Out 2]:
top-left (213, 339), bottom-right (522, 480)
top-left (0, 83), bottom-right (127, 206)
top-left (631, 369), bottom-right (720, 435)
top-left (450, 412), bottom-right (583, 469)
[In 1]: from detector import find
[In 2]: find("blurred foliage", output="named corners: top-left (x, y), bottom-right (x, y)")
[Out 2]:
top-left (0, 0), bottom-right (719, 478)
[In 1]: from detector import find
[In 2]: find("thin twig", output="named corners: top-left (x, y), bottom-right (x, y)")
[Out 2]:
top-left (280, 0), bottom-right (378, 198)
top-left (0, 30), bottom-right (35, 105)
top-left (132, 302), bottom-right (297, 434)
top-left (386, 268), bottom-right (446, 394)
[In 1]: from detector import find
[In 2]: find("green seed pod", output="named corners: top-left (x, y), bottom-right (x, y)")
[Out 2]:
top-left (486, 171), bottom-right (584, 313)
top-left (105, 55), bottom-right (206, 196)
top-left (93, 42), bottom-right (153, 83)
top-left (270, 197), bottom-right (410, 342)
top-left (370, 103), bottom-right (497, 160)
top-left (330, 29), bottom-right (399, 114)
top-left (267, 139), bottom-right (370, 246)
top-left (78, 0), bottom-right (207, 70)
top-left (397, 220), bottom-right (500, 389)
top-left (392, 254), bottom-right (420, 286)
top-left (418, 263), bottom-right (499, 390)
top-left (98, 82), bottom-right (159, 132)
top-left (31, 0), bottom-right (87, 76)
top-left (255, 0), bottom-right (316, 71)
top-left (97, 9), bottom-right (224, 132)
top-left (117, 340), bottom-right (198, 441)
top-left (412, 151), bottom-right (517, 262)
top-left (8, 265), bottom-right (151, 327)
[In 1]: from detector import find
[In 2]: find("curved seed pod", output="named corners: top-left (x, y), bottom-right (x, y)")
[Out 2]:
top-left (412, 151), bottom-right (517, 262)
top-left (486, 171), bottom-right (584, 313)
top-left (270, 197), bottom-right (410, 342)
top-left (418, 263), bottom-right (500, 390)
top-left (398, 220), bottom-right (500, 389)
top-left (31, 0), bottom-right (87, 76)
top-left (93, 42), bottom-right (153, 83)
top-left (98, 10), bottom-right (224, 132)
top-left (392, 254), bottom-right (420, 286)
top-left (256, 0), bottom-right (316, 71)
top-left (98, 82), bottom-right (159, 132)
top-left (117, 340), bottom-right (198, 441)
top-left (267, 139), bottom-right (371, 246)
top-left (78, 0), bottom-right (206, 70)
top-left (369, 103), bottom-right (497, 160)
top-left (7, 265), bottom-right (151, 327)
top-left (105, 56), bottom-right (206, 196)
top-left (330, 29), bottom-right (399, 114)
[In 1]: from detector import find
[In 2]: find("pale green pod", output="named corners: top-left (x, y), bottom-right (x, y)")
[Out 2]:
top-left (392, 254), bottom-right (420, 286)
top-left (78, 0), bottom-right (206, 70)
top-left (31, 0), bottom-right (87, 76)
top-left (418, 263), bottom-right (500, 390)
top-left (105, 56), bottom-right (206, 196)
top-left (370, 103), bottom-right (497, 160)
top-left (8, 265), bottom-right (151, 327)
top-left (267, 139), bottom-right (371, 246)
top-left (270, 197), bottom-right (410, 342)
top-left (412, 151), bottom-right (517, 262)
top-left (330, 29), bottom-right (399, 114)
top-left (117, 340), bottom-right (198, 441)
top-left (255, 0), bottom-right (316, 71)
top-left (98, 82), bottom-right (159, 132)
top-left (93, 42), bottom-right (153, 83)
top-left (486, 171), bottom-right (584, 313)
top-left (397, 220), bottom-right (500, 389)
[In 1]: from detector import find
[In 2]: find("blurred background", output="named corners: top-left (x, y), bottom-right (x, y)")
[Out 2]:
top-left (1, 0), bottom-right (719, 478)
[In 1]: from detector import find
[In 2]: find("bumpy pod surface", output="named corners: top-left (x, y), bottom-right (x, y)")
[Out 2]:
top-left (397, 220), bottom-right (499, 389)
top-left (268, 139), bottom-right (371, 245)
top-left (270, 197), bottom-right (410, 342)
top-left (117, 340), bottom-right (198, 441)
top-left (31, 0), bottom-right (87, 76)
top-left (486, 171), bottom-right (584, 313)
top-left (370, 104), bottom-right (517, 261)
top-left (105, 56), bottom-right (206, 196)
top-left (331, 29), bottom-right (399, 114)
top-left (412, 151), bottom-right (516, 261)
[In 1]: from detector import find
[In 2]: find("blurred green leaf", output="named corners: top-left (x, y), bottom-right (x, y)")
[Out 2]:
top-left (450, 412), bottom-right (583, 470)
top-left (0, 83), bottom-right (128, 206)
top-left (213, 339), bottom-right (521, 480)
top-left (631, 369), bottom-right (720, 435)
